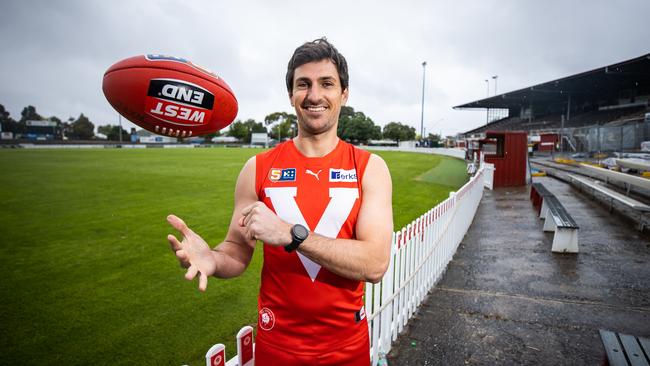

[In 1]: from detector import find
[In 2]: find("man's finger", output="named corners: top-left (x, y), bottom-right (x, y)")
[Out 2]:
top-left (238, 216), bottom-right (246, 227)
top-left (175, 249), bottom-right (188, 262)
top-left (243, 211), bottom-right (254, 227)
top-left (167, 214), bottom-right (190, 236)
top-left (167, 234), bottom-right (183, 251)
top-left (185, 265), bottom-right (198, 280)
top-left (240, 202), bottom-right (258, 217)
top-left (245, 227), bottom-right (256, 241)
top-left (198, 272), bottom-right (208, 292)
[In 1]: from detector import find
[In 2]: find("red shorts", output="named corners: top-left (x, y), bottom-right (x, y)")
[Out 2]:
top-left (254, 336), bottom-right (370, 366)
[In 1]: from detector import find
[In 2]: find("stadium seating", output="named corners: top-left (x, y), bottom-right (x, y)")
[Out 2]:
top-left (468, 105), bottom-right (648, 135)
top-left (568, 174), bottom-right (650, 231)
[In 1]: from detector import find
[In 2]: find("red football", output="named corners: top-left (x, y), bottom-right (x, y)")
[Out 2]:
top-left (102, 54), bottom-right (238, 137)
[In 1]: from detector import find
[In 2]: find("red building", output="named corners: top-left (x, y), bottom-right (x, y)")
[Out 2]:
top-left (539, 133), bottom-right (559, 152)
top-left (479, 131), bottom-right (529, 187)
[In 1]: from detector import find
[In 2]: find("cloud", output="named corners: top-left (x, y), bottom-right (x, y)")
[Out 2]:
top-left (1, 0), bottom-right (649, 136)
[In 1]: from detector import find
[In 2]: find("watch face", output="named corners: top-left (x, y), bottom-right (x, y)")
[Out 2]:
top-left (293, 224), bottom-right (309, 240)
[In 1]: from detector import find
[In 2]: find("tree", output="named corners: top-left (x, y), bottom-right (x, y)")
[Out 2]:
top-left (427, 133), bottom-right (441, 142)
top-left (97, 124), bottom-right (129, 141)
top-left (227, 119), bottom-right (266, 143)
top-left (0, 104), bottom-right (17, 134)
top-left (13, 105), bottom-right (44, 135)
top-left (20, 105), bottom-right (43, 123)
top-left (264, 112), bottom-right (296, 140)
top-left (45, 116), bottom-right (66, 140)
top-left (68, 114), bottom-right (95, 140)
top-left (202, 130), bottom-right (222, 143)
top-left (383, 122), bottom-right (416, 143)
top-left (337, 106), bottom-right (381, 143)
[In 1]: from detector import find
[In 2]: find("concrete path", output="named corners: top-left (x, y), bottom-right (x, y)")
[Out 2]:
top-left (387, 178), bottom-right (650, 365)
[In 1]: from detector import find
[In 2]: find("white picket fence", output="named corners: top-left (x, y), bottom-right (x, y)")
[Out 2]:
top-left (205, 163), bottom-right (494, 366)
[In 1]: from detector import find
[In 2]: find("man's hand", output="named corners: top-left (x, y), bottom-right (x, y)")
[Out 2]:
top-left (167, 214), bottom-right (218, 292)
top-left (239, 202), bottom-right (292, 246)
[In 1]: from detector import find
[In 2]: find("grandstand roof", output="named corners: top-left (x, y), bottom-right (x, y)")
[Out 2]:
top-left (454, 53), bottom-right (650, 110)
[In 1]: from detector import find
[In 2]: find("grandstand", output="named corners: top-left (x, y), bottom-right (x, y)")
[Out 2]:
top-left (456, 54), bottom-right (650, 152)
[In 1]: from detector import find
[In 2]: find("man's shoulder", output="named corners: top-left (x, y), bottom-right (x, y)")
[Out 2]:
top-left (256, 141), bottom-right (289, 161)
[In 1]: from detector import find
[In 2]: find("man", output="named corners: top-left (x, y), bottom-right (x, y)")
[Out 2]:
top-left (167, 38), bottom-right (393, 365)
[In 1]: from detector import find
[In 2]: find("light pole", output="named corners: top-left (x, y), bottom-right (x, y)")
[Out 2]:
top-left (420, 61), bottom-right (427, 142)
top-left (492, 75), bottom-right (498, 95)
top-left (485, 79), bottom-right (490, 125)
top-left (118, 114), bottom-right (123, 144)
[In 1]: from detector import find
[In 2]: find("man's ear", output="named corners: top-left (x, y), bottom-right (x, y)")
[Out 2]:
top-left (289, 92), bottom-right (294, 107)
top-left (342, 88), bottom-right (349, 105)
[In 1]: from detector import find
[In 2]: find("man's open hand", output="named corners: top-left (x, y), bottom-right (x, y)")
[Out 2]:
top-left (167, 214), bottom-right (218, 292)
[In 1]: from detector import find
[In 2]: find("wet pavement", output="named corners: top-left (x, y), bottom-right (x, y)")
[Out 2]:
top-left (387, 178), bottom-right (650, 365)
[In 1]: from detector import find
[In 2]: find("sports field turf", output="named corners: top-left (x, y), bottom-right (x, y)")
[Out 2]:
top-left (0, 147), bottom-right (467, 365)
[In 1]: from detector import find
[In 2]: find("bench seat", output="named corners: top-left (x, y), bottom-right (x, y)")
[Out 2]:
top-left (599, 329), bottom-right (650, 366)
top-left (531, 182), bottom-right (580, 253)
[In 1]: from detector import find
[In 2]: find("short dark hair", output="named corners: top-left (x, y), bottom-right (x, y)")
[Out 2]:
top-left (285, 38), bottom-right (349, 95)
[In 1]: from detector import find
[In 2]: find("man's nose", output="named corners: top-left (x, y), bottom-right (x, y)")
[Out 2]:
top-left (305, 85), bottom-right (323, 103)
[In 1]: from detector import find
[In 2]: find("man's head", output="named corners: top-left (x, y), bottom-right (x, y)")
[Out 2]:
top-left (286, 38), bottom-right (349, 136)
top-left (285, 38), bottom-right (349, 96)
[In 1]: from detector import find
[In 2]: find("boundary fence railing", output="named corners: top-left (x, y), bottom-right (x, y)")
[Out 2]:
top-left (204, 161), bottom-right (495, 366)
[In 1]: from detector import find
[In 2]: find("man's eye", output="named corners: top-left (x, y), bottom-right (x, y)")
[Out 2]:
top-left (323, 82), bottom-right (334, 87)
top-left (296, 83), bottom-right (308, 89)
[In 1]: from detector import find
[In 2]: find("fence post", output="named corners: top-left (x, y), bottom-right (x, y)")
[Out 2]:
top-left (205, 344), bottom-right (226, 366)
top-left (236, 326), bottom-right (254, 366)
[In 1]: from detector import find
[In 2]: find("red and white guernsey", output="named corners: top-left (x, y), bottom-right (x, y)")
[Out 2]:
top-left (254, 139), bottom-right (371, 354)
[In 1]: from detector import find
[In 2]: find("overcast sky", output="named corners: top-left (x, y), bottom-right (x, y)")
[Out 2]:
top-left (1, 0), bottom-right (649, 137)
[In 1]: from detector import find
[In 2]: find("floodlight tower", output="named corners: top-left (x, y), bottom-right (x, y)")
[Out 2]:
top-left (420, 61), bottom-right (427, 141)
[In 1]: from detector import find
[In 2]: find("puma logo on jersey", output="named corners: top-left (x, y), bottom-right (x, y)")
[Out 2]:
top-left (305, 169), bottom-right (322, 180)
top-left (265, 187), bottom-right (359, 281)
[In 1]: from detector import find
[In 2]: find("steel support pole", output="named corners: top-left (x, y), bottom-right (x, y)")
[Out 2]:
top-left (420, 61), bottom-right (427, 140)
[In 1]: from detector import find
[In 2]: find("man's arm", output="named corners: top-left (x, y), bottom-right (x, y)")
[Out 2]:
top-left (167, 156), bottom-right (258, 291)
top-left (240, 154), bottom-right (393, 283)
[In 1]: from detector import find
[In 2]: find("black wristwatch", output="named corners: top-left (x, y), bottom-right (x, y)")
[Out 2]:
top-left (284, 224), bottom-right (309, 253)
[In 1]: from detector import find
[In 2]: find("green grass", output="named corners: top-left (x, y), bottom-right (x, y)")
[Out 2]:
top-left (0, 147), bottom-right (466, 365)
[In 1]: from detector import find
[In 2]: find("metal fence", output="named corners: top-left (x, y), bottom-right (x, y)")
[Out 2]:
top-left (204, 161), bottom-right (494, 366)
top-left (560, 120), bottom-right (649, 153)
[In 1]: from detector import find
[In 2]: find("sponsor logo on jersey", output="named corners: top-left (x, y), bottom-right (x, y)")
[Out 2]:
top-left (329, 168), bottom-right (357, 182)
top-left (269, 168), bottom-right (296, 182)
top-left (145, 79), bottom-right (215, 126)
top-left (259, 307), bottom-right (276, 331)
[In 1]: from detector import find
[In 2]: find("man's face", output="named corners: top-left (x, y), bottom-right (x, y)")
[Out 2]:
top-left (290, 59), bottom-right (348, 136)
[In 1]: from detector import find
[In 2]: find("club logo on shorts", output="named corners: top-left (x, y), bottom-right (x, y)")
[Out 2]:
top-left (269, 168), bottom-right (296, 182)
top-left (259, 307), bottom-right (276, 331)
top-left (329, 168), bottom-right (357, 182)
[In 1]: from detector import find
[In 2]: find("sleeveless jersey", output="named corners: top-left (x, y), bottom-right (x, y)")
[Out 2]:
top-left (254, 139), bottom-right (372, 354)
